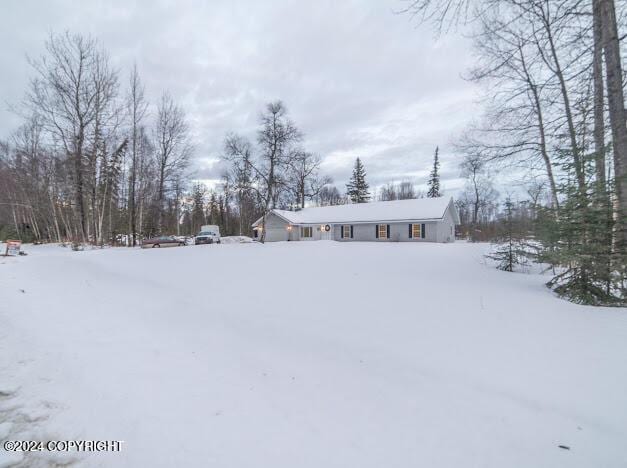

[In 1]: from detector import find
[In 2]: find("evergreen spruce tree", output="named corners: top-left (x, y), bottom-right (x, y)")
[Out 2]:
top-left (427, 146), bottom-right (441, 198)
top-left (537, 187), bottom-right (623, 305)
top-left (486, 197), bottom-right (527, 272)
top-left (533, 156), bottom-right (624, 305)
top-left (190, 183), bottom-right (206, 233)
top-left (208, 191), bottom-right (220, 225)
top-left (346, 158), bottom-right (371, 203)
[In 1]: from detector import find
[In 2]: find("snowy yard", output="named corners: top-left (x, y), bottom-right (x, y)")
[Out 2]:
top-left (1, 241), bottom-right (626, 467)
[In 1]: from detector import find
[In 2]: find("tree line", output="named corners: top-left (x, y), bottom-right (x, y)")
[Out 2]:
top-left (0, 32), bottom-right (192, 246)
top-left (403, 0), bottom-right (626, 304)
top-left (0, 31), bottom-right (445, 247)
top-left (2, 5), bottom-right (623, 305)
top-left (0, 33), bottom-right (454, 247)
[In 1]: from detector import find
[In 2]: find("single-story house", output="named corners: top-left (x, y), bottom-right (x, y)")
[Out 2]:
top-left (251, 197), bottom-right (460, 243)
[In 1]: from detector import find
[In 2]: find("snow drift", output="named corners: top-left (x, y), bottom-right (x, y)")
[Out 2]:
top-left (0, 242), bottom-right (625, 467)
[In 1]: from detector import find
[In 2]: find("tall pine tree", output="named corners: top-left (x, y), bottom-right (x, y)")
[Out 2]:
top-left (427, 146), bottom-right (440, 198)
top-left (346, 157), bottom-right (371, 203)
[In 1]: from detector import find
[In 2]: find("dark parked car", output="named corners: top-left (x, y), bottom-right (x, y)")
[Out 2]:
top-left (141, 235), bottom-right (186, 248)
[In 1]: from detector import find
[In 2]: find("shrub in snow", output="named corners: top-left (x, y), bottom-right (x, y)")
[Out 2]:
top-left (485, 198), bottom-right (529, 273)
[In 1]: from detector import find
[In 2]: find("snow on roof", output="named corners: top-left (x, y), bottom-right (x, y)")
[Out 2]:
top-left (255, 197), bottom-right (456, 226)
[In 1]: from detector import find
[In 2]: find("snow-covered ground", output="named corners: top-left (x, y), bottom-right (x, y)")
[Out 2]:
top-left (1, 242), bottom-right (626, 467)
top-left (219, 235), bottom-right (254, 244)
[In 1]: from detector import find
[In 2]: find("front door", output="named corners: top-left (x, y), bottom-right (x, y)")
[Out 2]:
top-left (321, 224), bottom-right (333, 240)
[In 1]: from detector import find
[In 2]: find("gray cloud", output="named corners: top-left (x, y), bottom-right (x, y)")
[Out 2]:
top-left (0, 0), bottom-right (479, 196)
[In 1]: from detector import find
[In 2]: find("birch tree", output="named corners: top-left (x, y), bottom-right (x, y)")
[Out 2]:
top-left (127, 65), bottom-right (148, 246)
top-left (26, 32), bottom-right (111, 242)
top-left (153, 92), bottom-right (192, 233)
top-left (599, 0), bottom-right (627, 250)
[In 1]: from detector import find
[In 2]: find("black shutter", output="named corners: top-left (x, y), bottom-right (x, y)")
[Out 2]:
top-left (375, 225), bottom-right (379, 238)
top-left (386, 224), bottom-right (390, 239)
top-left (340, 226), bottom-right (343, 239)
top-left (350, 225), bottom-right (354, 238)
top-left (421, 223), bottom-right (426, 239)
top-left (408, 224), bottom-right (412, 238)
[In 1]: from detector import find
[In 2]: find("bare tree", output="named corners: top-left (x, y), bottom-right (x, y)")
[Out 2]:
top-left (379, 183), bottom-right (398, 201)
top-left (135, 127), bottom-right (156, 239)
top-left (462, 4), bottom-right (576, 211)
top-left (25, 32), bottom-right (114, 242)
top-left (255, 101), bottom-right (302, 242)
top-left (127, 64), bottom-right (148, 246)
top-left (521, 1), bottom-right (587, 195)
top-left (287, 151), bottom-right (331, 208)
top-left (592, 0), bottom-right (606, 199)
top-left (379, 181), bottom-right (416, 201)
top-left (398, 181), bottom-right (417, 199)
top-left (153, 92), bottom-right (192, 233)
top-left (223, 134), bottom-right (261, 235)
top-left (316, 185), bottom-right (345, 206)
top-left (222, 101), bottom-right (302, 241)
top-left (1, 32), bottom-right (201, 248)
top-left (460, 153), bottom-right (498, 235)
top-left (398, 0), bottom-right (472, 33)
top-left (85, 46), bottom-right (121, 245)
top-left (599, 0), bottom-right (627, 248)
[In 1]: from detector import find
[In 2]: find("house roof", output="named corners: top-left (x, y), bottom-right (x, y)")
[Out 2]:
top-left (253, 197), bottom-right (459, 226)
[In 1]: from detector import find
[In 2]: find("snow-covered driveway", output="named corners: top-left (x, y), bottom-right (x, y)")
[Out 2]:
top-left (1, 242), bottom-right (626, 467)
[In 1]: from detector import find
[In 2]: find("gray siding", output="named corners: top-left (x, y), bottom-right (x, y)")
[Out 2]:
top-left (333, 221), bottom-right (440, 242)
top-left (259, 212), bottom-right (289, 242)
top-left (255, 215), bottom-right (335, 242)
top-left (435, 206), bottom-right (456, 242)
top-left (293, 224), bottom-right (334, 241)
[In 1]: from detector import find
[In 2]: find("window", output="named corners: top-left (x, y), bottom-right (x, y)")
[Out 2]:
top-left (301, 226), bottom-right (313, 238)
top-left (412, 224), bottom-right (421, 239)
top-left (342, 225), bottom-right (351, 239)
top-left (378, 224), bottom-right (388, 239)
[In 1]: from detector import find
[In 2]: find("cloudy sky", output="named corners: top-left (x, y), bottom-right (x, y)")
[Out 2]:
top-left (1, 0), bottom-right (481, 196)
